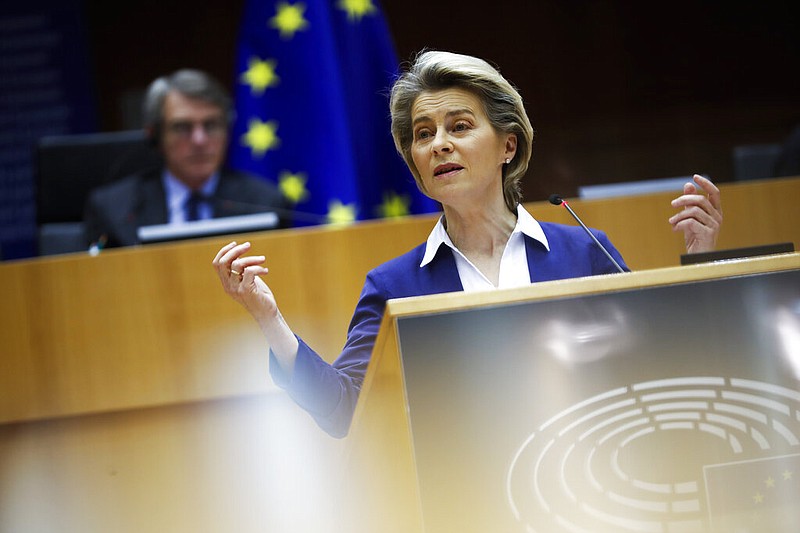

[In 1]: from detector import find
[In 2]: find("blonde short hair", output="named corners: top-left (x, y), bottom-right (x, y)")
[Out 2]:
top-left (390, 51), bottom-right (534, 211)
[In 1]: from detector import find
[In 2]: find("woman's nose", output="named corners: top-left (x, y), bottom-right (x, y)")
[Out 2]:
top-left (431, 131), bottom-right (452, 154)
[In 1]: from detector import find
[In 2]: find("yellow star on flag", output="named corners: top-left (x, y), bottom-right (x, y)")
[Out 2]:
top-left (337, 0), bottom-right (377, 22)
top-left (269, 2), bottom-right (310, 39)
top-left (376, 191), bottom-right (411, 218)
top-left (240, 57), bottom-right (279, 95)
top-left (278, 171), bottom-right (309, 203)
top-left (241, 118), bottom-right (280, 157)
top-left (327, 199), bottom-right (357, 225)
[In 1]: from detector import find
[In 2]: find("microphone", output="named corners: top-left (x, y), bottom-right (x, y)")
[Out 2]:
top-left (548, 194), bottom-right (626, 273)
top-left (215, 196), bottom-right (330, 225)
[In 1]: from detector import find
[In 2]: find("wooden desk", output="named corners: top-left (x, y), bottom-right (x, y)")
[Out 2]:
top-left (0, 176), bottom-right (798, 532)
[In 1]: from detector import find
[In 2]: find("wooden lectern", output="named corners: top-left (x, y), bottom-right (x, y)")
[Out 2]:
top-left (346, 253), bottom-right (800, 533)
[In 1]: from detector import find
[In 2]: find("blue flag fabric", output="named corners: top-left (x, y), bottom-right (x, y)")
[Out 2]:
top-left (229, 0), bottom-right (438, 226)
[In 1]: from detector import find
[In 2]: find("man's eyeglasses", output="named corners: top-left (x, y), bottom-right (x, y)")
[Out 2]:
top-left (165, 118), bottom-right (227, 139)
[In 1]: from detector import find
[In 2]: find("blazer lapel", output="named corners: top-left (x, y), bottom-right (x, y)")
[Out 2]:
top-left (213, 172), bottom-right (255, 217)
top-left (420, 246), bottom-right (464, 295)
top-left (524, 234), bottom-right (561, 283)
top-left (136, 177), bottom-right (169, 226)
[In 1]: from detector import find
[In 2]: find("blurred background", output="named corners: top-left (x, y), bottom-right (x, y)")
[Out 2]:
top-left (2, 0), bottom-right (799, 260)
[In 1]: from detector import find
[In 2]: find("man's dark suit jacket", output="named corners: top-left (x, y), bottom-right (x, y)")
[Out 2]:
top-left (83, 169), bottom-right (290, 248)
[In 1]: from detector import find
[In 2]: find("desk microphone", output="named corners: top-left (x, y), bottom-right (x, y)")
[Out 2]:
top-left (548, 194), bottom-right (626, 273)
top-left (215, 196), bottom-right (330, 225)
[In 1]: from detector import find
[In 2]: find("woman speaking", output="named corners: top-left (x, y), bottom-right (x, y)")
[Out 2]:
top-left (212, 51), bottom-right (722, 437)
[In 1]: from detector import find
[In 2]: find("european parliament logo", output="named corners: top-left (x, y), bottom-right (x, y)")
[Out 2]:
top-left (506, 377), bottom-right (800, 532)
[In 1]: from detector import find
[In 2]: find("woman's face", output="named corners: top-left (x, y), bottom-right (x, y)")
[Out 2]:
top-left (410, 87), bottom-right (516, 208)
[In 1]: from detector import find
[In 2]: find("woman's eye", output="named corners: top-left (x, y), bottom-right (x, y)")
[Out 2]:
top-left (415, 129), bottom-right (431, 140)
top-left (453, 122), bottom-right (469, 132)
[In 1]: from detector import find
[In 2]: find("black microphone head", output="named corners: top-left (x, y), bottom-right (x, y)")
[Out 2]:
top-left (548, 194), bottom-right (563, 206)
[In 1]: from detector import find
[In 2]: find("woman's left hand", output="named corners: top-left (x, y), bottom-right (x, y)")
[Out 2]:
top-left (669, 174), bottom-right (723, 254)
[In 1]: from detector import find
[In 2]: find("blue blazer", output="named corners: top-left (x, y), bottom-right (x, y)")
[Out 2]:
top-left (270, 221), bottom-right (628, 437)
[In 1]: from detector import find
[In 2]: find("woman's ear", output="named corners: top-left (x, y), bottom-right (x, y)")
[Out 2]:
top-left (504, 133), bottom-right (518, 162)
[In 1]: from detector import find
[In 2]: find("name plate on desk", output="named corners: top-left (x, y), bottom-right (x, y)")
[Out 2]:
top-left (396, 268), bottom-right (800, 532)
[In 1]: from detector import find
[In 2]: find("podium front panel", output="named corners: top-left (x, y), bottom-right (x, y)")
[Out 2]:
top-left (396, 269), bottom-right (800, 532)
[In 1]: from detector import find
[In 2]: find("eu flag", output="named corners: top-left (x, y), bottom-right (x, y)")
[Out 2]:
top-left (704, 453), bottom-right (800, 532)
top-left (229, 0), bottom-right (438, 226)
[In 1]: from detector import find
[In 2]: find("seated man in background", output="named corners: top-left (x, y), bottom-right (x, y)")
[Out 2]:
top-left (84, 69), bottom-right (290, 248)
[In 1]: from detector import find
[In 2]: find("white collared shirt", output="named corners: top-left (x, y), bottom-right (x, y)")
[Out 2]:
top-left (162, 171), bottom-right (220, 223)
top-left (420, 204), bottom-right (550, 292)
